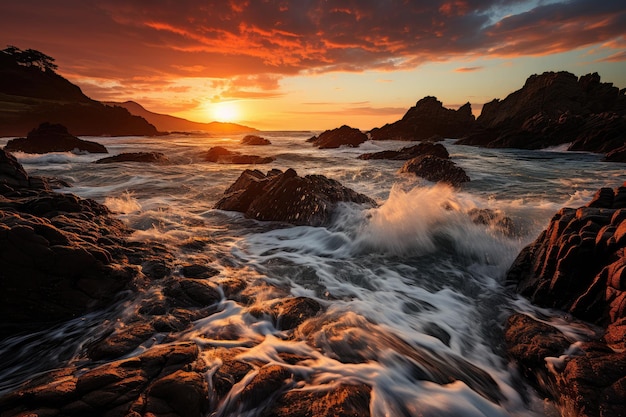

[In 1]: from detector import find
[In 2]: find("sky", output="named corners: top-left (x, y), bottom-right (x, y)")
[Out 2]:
top-left (2, 0), bottom-right (626, 130)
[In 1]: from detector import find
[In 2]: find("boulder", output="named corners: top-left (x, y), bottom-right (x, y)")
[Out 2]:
top-left (505, 183), bottom-right (626, 417)
top-left (307, 125), bottom-right (368, 149)
top-left (358, 142), bottom-right (449, 160)
top-left (205, 146), bottom-right (274, 164)
top-left (369, 97), bottom-right (475, 141)
top-left (241, 135), bottom-right (271, 145)
top-left (94, 152), bottom-right (169, 164)
top-left (4, 122), bottom-right (108, 154)
top-left (398, 154), bottom-right (470, 186)
top-left (214, 168), bottom-right (376, 226)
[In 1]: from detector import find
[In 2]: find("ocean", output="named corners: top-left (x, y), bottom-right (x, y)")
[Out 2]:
top-left (1, 132), bottom-right (625, 416)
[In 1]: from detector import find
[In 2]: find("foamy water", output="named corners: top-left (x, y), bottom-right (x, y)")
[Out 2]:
top-left (1, 132), bottom-right (624, 416)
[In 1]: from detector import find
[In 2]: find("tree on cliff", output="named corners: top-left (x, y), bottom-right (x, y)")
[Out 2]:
top-left (2, 45), bottom-right (58, 72)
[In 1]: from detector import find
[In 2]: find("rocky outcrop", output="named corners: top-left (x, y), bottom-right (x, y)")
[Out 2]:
top-left (505, 183), bottom-right (626, 417)
top-left (307, 125), bottom-right (368, 149)
top-left (398, 154), bottom-right (469, 186)
top-left (95, 152), bottom-right (168, 164)
top-left (358, 142), bottom-right (449, 160)
top-left (205, 146), bottom-right (274, 164)
top-left (457, 72), bottom-right (626, 156)
top-left (214, 168), bottom-right (376, 226)
top-left (4, 122), bottom-right (108, 154)
top-left (241, 135), bottom-right (271, 145)
top-left (369, 97), bottom-right (475, 141)
top-left (0, 148), bottom-right (143, 337)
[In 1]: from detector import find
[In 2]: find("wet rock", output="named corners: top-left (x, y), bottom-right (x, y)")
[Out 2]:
top-left (399, 154), bottom-right (470, 186)
top-left (163, 277), bottom-right (222, 308)
top-left (605, 144), bottom-right (626, 163)
top-left (358, 142), bottom-right (449, 160)
top-left (249, 296), bottom-right (324, 330)
top-left (506, 184), bottom-right (626, 417)
top-left (369, 97), bottom-right (475, 141)
top-left (207, 348), bottom-right (253, 401)
top-left (307, 125), bottom-right (368, 149)
top-left (214, 168), bottom-right (376, 226)
top-left (505, 314), bottom-right (626, 417)
top-left (261, 383), bottom-right (372, 417)
top-left (86, 322), bottom-right (156, 360)
top-left (94, 152), bottom-right (169, 164)
top-left (467, 208), bottom-right (517, 236)
top-left (241, 135), bottom-right (271, 145)
top-left (237, 365), bottom-right (292, 411)
top-left (0, 342), bottom-right (209, 417)
top-left (205, 146), bottom-right (274, 164)
top-left (181, 263), bottom-right (220, 279)
top-left (4, 122), bottom-right (108, 154)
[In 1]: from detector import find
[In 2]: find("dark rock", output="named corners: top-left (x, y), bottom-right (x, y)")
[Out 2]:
top-left (205, 146), bottom-right (275, 164)
top-left (605, 144), bottom-right (626, 162)
top-left (456, 72), bottom-right (626, 156)
top-left (0, 342), bottom-right (209, 417)
top-left (467, 208), bottom-right (517, 236)
top-left (241, 135), bottom-right (271, 145)
top-left (358, 142), bottom-right (449, 160)
top-left (399, 154), bottom-right (470, 186)
top-left (506, 184), bottom-right (626, 417)
top-left (369, 97), bottom-right (475, 141)
top-left (94, 152), bottom-right (168, 164)
top-left (308, 125), bottom-right (368, 149)
top-left (237, 365), bottom-right (292, 411)
top-left (208, 348), bottom-right (253, 400)
top-left (249, 296), bottom-right (324, 330)
top-left (181, 264), bottom-right (220, 279)
top-left (261, 383), bottom-right (372, 417)
top-left (214, 168), bottom-right (376, 226)
top-left (4, 122), bottom-right (108, 154)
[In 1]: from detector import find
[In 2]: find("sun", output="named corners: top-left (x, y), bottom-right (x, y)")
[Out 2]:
top-left (211, 101), bottom-right (240, 123)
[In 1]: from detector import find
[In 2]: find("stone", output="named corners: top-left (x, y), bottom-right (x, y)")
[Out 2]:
top-left (4, 122), bottom-right (108, 154)
top-left (214, 168), bottom-right (376, 226)
top-left (307, 125), bottom-right (368, 149)
top-left (94, 152), bottom-right (169, 164)
top-left (205, 146), bottom-right (274, 164)
top-left (398, 154), bottom-right (470, 186)
top-left (358, 142), bottom-right (449, 160)
top-left (241, 135), bottom-right (271, 145)
top-left (369, 97), bottom-right (475, 141)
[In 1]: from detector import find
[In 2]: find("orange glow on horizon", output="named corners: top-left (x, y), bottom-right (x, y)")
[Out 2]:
top-left (210, 101), bottom-right (241, 123)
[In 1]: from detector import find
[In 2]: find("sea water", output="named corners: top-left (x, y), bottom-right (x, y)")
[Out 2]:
top-left (1, 132), bottom-right (624, 416)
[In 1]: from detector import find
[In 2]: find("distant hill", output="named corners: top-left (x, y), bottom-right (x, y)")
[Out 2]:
top-left (0, 47), bottom-right (158, 137)
top-left (105, 101), bottom-right (257, 133)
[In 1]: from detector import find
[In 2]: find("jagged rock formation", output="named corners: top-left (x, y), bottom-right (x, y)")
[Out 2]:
top-left (214, 168), bottom-right (376, 226)
top-left (369, 97), bottom-right (475, 141)
top-left (505, 183), bottom-right (626, 417)
top-left (4, 123), bottom-right (107, 154)
top-left (457, 72), bottom-right (626, 155)
top-left (307, 125), bottom-right (368, 149)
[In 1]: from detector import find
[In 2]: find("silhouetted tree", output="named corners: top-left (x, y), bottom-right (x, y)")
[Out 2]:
top-left (2, 45), bottom-right (58, 72)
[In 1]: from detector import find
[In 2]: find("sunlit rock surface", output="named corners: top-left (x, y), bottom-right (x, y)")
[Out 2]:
top-left (505, 182), bottom-right (626, 417)
top-left (214, 168), bottom-right (376, 226)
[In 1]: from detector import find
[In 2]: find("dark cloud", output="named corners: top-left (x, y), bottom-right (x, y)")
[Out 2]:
top-left (2, 0), bottom-right (624, 85)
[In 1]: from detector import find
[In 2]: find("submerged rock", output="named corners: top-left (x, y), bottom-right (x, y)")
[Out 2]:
top-left (241, 134), bottom-right (271, 145)
top-left (4, 122), bottom-right (108, 154)
top-left (205, 146), bottom-right (274, 164)
top-left (94, 151), bottom-right (168, 164)
top-left (505, 183), bottom-right (626, 417)
top-left (399, 154), bottom-right (470, 186)
top-left (307, 125), bottom-right (368, 149)
top-left (358, 142), bottom-right (449, 160)
top-left (214, 168), bottom-right (376, 226)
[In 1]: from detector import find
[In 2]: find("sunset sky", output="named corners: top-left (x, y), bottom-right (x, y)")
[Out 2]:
top-left (2, 0), bottom-right (625, 130)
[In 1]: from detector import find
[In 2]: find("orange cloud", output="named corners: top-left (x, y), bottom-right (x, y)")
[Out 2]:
top-left (455, 66), bottom-right (484, 72)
